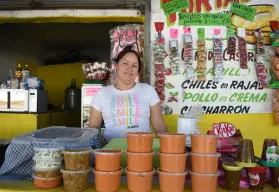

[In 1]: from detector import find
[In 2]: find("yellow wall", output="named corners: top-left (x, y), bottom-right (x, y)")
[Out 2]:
top-left (33, 62), bottom-right (85, 107)
top-left (0, 112), bottom-right (66, 139)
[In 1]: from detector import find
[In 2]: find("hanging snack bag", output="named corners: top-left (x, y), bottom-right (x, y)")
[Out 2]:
top-left (182, 27), bottom-right (195, 80)
top-left (196, 28), bottom-right (207, 81)
top-left (213, 28), bottom-right (224, 82)
top-left (255, 29), bottom-right (269, 88)
top-left (154, 22), bottom-right (167, 103)
top-left (228, 37), bottom-right (237, 55)
top-left (169, 28), bottom-right (180, 76)
top-left (227, 29), bottom-right (236, 55)
top-left (237, 28), bottom-right (249, 76)
top-left (109, 24), bottom-right (145, 83)
top-left (269, 30), bottom-right (279, 89)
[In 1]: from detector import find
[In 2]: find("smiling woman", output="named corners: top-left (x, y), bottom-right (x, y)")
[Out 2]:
top-left (88, 46), bottom-right (168, 145)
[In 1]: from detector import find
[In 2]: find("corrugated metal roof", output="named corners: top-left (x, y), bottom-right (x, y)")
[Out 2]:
top-left (0, 0), bottom-right (141, 10)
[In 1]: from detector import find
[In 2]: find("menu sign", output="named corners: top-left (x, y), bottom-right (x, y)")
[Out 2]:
top-left (162, 0), bottom-right (190, 15)
top-left (230, 2), bottom-right (256, 22)
top-left (178, 13), bottom-right (231, 26)
top-left (181, 79), bottom-right (270, 114)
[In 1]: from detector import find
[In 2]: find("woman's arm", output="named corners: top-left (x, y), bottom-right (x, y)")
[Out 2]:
top-left (89, 107), bottom-right (106, 147)
top-left (150, 102), bottom-right (169, 134)
top-left (89, 107), bottom-right (103, 128)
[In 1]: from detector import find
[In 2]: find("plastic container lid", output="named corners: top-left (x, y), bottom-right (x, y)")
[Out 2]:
top-left (191, 134), bottom-right (219, 138)
top-left (157, 169), bottom-right (188, 176)
top-left (61, 168), bottom-right (92, 174)
top-left (222, 163), bottom-right (243, 171)
top-left (158, 133), bottom-right (187, 137)
top-left (158, 152), bottom-right (188, 157)
top-left (93, 168), bottom-right (123, 175)
top-left (62, 148), bottom-right (93, 155)
top-left (190, 171), bottom-right (220, 177)
top-left (93, 148), bottom-right (122, 155)
top-left (13, 127), bottom-right (99, 145)
top-left (190, 152), bottom-right (221, 157)
top-left (33, 174), bottom-right (62, 180)
top-left (235, 161), bottom-right (257, 168)
top-left (33, 157), bottom-right (63, 162)
top-left (126, 132), bottom-right (154, 137)
top-left (125, 168), bottom-right (155, 175)
top-left (33, 167), bottom-right (60, 172)
top-left (126, 150), bottom-right (154, 156)
top-left (259, 159), bottom-right (279, 168)
top-left (34, 146), bottom-right (65, 152)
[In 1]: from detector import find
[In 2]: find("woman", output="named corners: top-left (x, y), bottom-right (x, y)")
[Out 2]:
top-left (89, 46), bottom-right (168, 144)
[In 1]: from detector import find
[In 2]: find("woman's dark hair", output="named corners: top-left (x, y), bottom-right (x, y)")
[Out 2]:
top-left (114, 46), bottom-right (142, 73)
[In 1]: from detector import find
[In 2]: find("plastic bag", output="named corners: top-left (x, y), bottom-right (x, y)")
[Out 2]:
top-left (82, 62), bottom-right (109, 80)
top-left (182, 29), bottom-right (195, 80)
top-left (213, 28), bottom-right (224, 82)
top-left (154, 35), bottom-right (167, 103)
top-left (196, 39), bottom-right (207, 81)
top-left (109, 24), bottom-right (144, 66)
top-left (255, 29), bottom-right (269, 88)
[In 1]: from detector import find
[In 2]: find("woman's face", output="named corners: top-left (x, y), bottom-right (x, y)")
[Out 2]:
top-left (116, 52), bottom-right (139, 84)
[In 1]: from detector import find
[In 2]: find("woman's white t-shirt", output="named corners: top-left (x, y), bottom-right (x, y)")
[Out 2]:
top-left (91, 83), bottom-right (160, 141)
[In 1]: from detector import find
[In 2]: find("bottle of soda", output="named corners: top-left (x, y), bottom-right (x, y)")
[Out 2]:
top-left (15, 64), bottom-right (22, 81)
top-left (22, 65), bottom-right (30, 81)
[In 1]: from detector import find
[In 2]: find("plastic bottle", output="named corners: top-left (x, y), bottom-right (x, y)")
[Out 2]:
top-left (6, 76), bottom-right (11, 89)
top-left (64, 79), bottom-right (81, 112)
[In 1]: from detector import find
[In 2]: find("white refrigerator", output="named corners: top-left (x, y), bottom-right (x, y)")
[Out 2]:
top-left (81, 84), bottom-right (102, 128)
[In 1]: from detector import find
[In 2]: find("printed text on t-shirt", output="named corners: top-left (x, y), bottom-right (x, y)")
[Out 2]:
top-left (110, 93), bottom-right (140, 127)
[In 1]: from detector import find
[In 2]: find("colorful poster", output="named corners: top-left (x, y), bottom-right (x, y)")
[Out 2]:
top-left (151, 0), bottom-right (279, 114)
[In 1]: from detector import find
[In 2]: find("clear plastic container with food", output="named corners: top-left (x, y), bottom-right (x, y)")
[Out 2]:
top-left (61, 168), bottom-right (91, 192)
top-left (33, 167), bottom-right (61, 178)
top-left (33, 157), bottom-right (62, 169)
top-left (34, 146), bottom-right (64, 160)
top-left (63, 148), bottom-right (93, 171)
top-left (33, 175), bottom-right (62, 189)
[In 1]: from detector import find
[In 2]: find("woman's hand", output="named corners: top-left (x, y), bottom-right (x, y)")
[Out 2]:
top-left (150, 102), bottom-right (169, 134)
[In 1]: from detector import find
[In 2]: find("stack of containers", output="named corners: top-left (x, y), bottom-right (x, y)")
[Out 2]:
top-left (33, 146), bottom-right (64, 189)
top-left (126, 132), bottom-right (155, 192)
top-left (61, 148), bottom-right (93, 192)
top-left (93, 148), bottom-right (123, 192)
top-left (190, 134), bottom-right (220, 192)
top-left (157, 133), bottom-right (188, 192)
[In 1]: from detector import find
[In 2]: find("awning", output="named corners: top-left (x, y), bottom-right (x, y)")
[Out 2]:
top-left (0, 0), bottom-right (143, 10)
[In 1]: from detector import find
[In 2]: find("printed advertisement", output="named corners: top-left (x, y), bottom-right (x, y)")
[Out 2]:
top-left (151, 0), bottom-right (279, 114)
